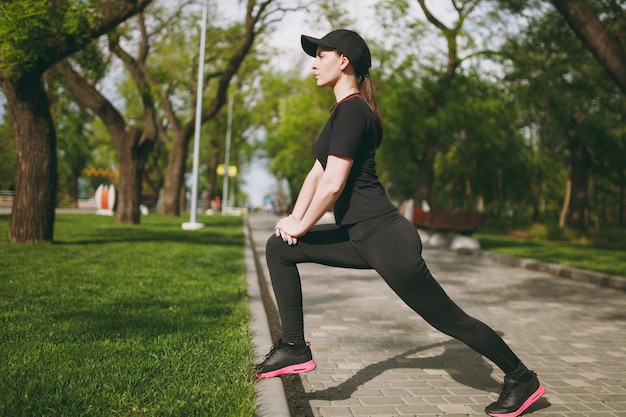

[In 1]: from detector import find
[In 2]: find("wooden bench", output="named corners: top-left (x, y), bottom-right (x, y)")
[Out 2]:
top-left (400, 201), bottom-right (484, 249)
top-left (140, 192), bottom-right (159, 211)
top-left (409, 207), bottom-right (484, 235)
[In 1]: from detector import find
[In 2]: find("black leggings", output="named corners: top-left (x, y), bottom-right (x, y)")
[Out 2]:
top-left (265, 210), bottom-right (524, 375)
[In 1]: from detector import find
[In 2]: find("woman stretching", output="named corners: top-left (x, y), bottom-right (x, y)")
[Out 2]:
top-left (254, 29), bottom-right (545, 417)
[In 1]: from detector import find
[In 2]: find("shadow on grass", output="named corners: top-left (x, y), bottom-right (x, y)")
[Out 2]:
top-left (2, 214), bottom-right (245, 248)
top-left (51, 292), bottom-right (243, 341)
top-left (52, 226), bottom-right (242, 247)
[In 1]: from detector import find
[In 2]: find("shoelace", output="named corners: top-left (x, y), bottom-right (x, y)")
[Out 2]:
top-left (261, 340), bottom-right (282, 362)
top-left (497, 380), bottom-right (517, 401)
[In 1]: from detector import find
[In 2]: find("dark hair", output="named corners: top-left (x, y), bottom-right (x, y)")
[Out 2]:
top-left (358, 74), bottom-right (383, 147)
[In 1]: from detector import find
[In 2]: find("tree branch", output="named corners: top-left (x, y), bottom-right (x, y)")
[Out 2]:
top-left (108, 13), bottom-right (158, 140)
top-left (417, 0), bottom-right (450, 32)
top-left (550, 0), bottom-right (626, 94)
top-left (88, 0), bottom-right (154, 39)
top-left (54, 59), bottom-right (126, 139)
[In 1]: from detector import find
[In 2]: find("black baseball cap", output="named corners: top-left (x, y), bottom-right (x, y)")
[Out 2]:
top-left (301, 29), bottom-right (371, 76)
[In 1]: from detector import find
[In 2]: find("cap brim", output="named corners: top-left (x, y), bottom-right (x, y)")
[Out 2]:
top-left (301, 35), bottom-right (336, 57)
top-left (301, 35), bottom-right (320, 57)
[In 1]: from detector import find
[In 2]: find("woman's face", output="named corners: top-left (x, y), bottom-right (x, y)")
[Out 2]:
top-left (312, 47), bottom-right (344, 88)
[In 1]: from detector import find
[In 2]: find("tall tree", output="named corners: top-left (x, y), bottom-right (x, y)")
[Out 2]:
top-left (374, 0), bottom-right (487, 206)
top-left (504, 9), bottom-right (620, 228)
top-left (409, 0), bottom-right (482, 205)
top-left (55, 7), bottom-right (162, 224)
top-left (158, 0), bottom-right (298, 216)
top-left (0, 0), bottom-right (152, 242)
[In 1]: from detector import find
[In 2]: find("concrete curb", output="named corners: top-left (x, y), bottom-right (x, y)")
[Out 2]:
top-left (456, 248), bottom-right (626, 292)
top-left (244, 221), bottom-right (291, 417)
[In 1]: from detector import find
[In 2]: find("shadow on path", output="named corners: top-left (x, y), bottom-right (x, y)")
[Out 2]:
top-left (285, 338), bottom-right (551, 417)
top-left (306, 339), bottom-right (500, 400)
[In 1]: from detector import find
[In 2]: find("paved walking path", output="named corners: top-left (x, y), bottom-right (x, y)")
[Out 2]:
top-left (246, 214), bottom-right (626, 417)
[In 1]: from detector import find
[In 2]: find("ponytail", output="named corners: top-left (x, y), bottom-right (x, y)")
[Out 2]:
top-left (358, 75), bottom-right (383, 148)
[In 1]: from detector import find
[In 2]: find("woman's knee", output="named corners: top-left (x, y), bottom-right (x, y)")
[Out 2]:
top-left (266, 233), bottom-right (289, 259)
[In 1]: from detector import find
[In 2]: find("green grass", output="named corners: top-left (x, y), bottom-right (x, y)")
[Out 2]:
top-left (0, 214), bottom-right (255, 416)
top-left (475, 232), bottom-right (626, 278)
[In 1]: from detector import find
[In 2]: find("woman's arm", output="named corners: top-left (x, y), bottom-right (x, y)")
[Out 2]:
top-left (276, 155), bottom-right (353, 242)
top-left (298, 155), bottom-right (352, 229)
top-left (289, 160), bottom-right (325, 221)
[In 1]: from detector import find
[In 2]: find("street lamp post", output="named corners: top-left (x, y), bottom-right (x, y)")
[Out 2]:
top-left (182, 0), bottom-right (208, 230)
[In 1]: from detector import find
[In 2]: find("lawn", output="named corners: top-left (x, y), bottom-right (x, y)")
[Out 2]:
top-left (475, 232), bottom-right (626, 278)
top-left (0, 213), bottom-right (255, 416)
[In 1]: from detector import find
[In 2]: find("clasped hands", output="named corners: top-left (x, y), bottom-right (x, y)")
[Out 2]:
top-left (275, 215), bottom-right (303, 246)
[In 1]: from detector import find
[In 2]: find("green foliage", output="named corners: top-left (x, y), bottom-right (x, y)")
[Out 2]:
top-left (0, 0), bottom-right (48, 76)
top-left (306, 0), bottom-right (356, 29)
top-left (502, 6), bottom-right (625, 224)
top-left (71, 41), bottom-right (110, 83)
top-left (376, 68), bottom-right (428, 199)
top-left (432, 76), bottom-right (533, 212)
top-left (0, 214), bottom-right (256, 416)
top-left (377, 64), bottom-right (532, 213)
top-left (0, 0), bottom-right (95, 78)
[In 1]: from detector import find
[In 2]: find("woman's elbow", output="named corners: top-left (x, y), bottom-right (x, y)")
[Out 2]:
top-left (325, 182), bottom-right (345, 197)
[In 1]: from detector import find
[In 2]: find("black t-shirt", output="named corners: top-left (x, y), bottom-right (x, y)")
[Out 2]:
top-left (314, 95), bottom-right (396, 225)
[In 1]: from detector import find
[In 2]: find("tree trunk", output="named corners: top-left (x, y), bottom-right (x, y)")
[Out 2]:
top-left (114, 127), bottom-right (153, 223)
top-left (619, 168), bottom-right (626, 226)
top-left (413, 143), bottom-right (437, 205)
top-left (531, 177), bottom-right (542, 223)
top-left (567, 128), bottom-right (592, 228)
top-left (203, 152), bottom-right (220, 211)
top-left (68, 171), bottom-right (79, 206)
top-left (204, 141), bottom-right (226, 209)
top-left (159, 131), bottom-right (189, 216)
top-left (2, 75), bottom-right (57, 243)
top-left (559, 179), bottom-right (571, 228)
top-left (178, 185), bottom-right (187, 214)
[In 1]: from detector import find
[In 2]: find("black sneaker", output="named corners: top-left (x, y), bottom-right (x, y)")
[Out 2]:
top-left (254, 339), bottom-right (316, 379)
top-left (485, 371), bottom-right (545, 417)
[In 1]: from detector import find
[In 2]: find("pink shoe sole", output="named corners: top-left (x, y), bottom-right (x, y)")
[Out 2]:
top-left (255, 359), bottom-right (316, 379)
top-left (487, 384), bottom-right (545, 417)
